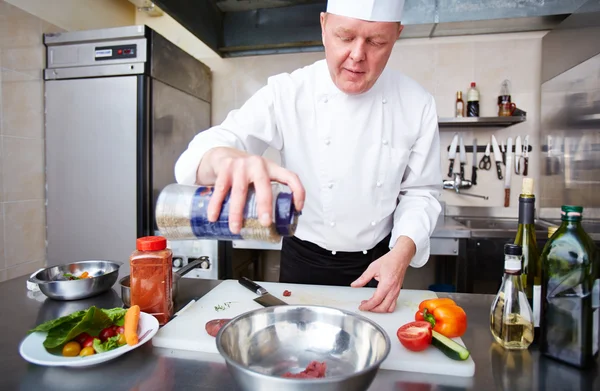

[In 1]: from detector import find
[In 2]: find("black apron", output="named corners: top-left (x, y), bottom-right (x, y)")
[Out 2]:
top-left (279, 234), bottom-right (391, 287)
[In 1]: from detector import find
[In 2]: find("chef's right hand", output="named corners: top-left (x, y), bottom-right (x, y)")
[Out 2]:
top-left (199, 147), bottom-right (305, 234)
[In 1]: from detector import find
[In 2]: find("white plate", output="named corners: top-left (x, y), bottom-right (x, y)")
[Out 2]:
top-left (19, 312), bottom-right (159, 367)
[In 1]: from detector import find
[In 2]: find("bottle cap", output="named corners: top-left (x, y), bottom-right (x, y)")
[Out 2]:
top-left (137, 236), bottom-right (167, 251)
top-left (521, 178), bottom-right (534, 195)
top-left (275, 192), bottom-right (299, 236)
top-left (505, 259), bottom-right (522, 272)
top-left (561, 205), bottom-right (583, 221)
top-left (504, 243), bottom-right (522, 256)
top-left (457, 91), bottom-right (462, 98)
top-left (471, 82), bottom-right (476, 87)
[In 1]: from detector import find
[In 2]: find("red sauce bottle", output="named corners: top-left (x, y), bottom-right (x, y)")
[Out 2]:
top-left (130, 236), bottom-right (173, 325)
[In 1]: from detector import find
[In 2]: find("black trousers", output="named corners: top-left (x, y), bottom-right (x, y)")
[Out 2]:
top-left (279, 234), bottom-right (391, 287)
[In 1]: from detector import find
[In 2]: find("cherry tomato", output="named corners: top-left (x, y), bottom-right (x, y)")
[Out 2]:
top-left (116, 326), bottom-right (125, 335)
top-left (396, 321), bottom-right (433, 352)
top-left (62, 341), bottom-right (81, 357)
top-left (79, 346), bottom-right (95, 357)
top-left (99, 326), bottom-right (116, 342)
top-left (74, 332), bottom-right (91, 345)
top-left (82, 336), bottom-right (97, 348)
top-left (117, 333), bottom-right (127, 346)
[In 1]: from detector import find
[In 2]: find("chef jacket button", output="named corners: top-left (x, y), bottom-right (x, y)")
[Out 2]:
top-left (332, 251), bottom-right (336, 255)
top-left (324, 97), bottom-right (328, 103)
top-left (324, 139), bottom-right (330, 145)
top-left (382, 98), bottom-right (387, 104)
top-left (363, 250), bottom-right (367, 254)
top-left (328, 182), bottom-right (333, 189)
top-left (371, 221), bottom-right (376, 226)
top-left (376, 181), bottom-right (382, 188)
top-left (382, 140), bottom-right (388, 145)
top-left (330, 221), bottom-right (336, 227)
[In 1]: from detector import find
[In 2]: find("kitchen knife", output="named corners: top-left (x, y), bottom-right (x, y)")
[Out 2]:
top-left (514, 136), bottom-right (522, 175)
top-left (504, 137), bottom-right (513, 207)
top-left (471, 138), bottom-right (478, 185)
top-left (491, 135), bottom-right (503, 180)
top-left (239, 277), bottom-right (288, 307)
top-left (459, 134), bottom-right (467, 179)
top-left (447, 133), bottom-right (459, 178)
top-left (523, 135), bottom-right (529, 176)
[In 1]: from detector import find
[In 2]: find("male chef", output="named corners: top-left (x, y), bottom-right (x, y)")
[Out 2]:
top-left (174, 0), bottom-right (442, 313)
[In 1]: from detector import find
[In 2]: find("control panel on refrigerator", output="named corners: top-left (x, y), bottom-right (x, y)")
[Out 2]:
top-left (94, 44), bottom-right (137, 61)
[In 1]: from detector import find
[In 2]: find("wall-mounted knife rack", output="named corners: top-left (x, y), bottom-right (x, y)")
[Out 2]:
top-left (446, 145), bottom-right (533, 153)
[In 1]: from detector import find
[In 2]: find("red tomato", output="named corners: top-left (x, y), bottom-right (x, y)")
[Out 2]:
top-left (82, 336), bottom-right (97, 348)
top-left (116, 326), bottom-right (125, 335)
top-left (99, 326), bottom-right (116, 342)
top-left (396, 321), bottom-right (433, 352)
top-left (74, 332), bottom-right (91, 345)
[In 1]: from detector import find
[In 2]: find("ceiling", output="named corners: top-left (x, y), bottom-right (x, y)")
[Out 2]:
top-left (151, 0), bottom-right (590, 57)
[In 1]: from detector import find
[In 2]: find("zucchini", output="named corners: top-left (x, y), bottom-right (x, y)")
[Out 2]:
top-left (431, 330), bottom-right (470, 361)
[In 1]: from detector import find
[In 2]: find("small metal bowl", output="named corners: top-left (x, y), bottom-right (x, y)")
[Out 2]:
top-left (216, 305), bottom-right (391, 391)
top-left (28, 260), bottom-right (122, 301)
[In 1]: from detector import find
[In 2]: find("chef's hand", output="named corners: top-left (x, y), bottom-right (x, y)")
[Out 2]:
top-left (350, 236), bottom-right (416, 313)
top-left (198, 147), bottom-right (305, 234)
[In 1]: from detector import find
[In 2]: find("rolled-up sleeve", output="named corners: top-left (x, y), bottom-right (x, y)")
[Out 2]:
top-left (174, 81), bottom-right (283, 185)
top-left (389, 94), bottom-right (443, 267)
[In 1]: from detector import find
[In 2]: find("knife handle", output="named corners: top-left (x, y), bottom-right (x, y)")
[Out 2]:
top-left (460, 164), bottom-right (465, 179)
top-left (495, 162), bottom-right (503, 180)
top-left (504, 189), bottom-right (510, 207)
top-left (523, 158), bottom-right (529, 176)
top-left (447, 159), bottom-right (454, 178)
top-left (472, 166), bottom-right (477, 185)
top-left (239, 277), bottom-right (266, 295)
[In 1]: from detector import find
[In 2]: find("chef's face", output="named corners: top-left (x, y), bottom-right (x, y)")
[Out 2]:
top-left (320, 12), bottom-right (402, 95)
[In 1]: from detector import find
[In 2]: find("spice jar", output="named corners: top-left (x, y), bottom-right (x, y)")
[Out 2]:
top-left (130, 236), bottom-right (173, 325)
top-left (155, 183), bottom-right (299, 242)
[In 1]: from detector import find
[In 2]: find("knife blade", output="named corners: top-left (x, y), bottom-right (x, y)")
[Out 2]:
top-left (447, 133), bottom-right (459, 178)
top-left (459, 134), bottom-right (467, 179)
top-left (239, 277), bottom-right (288, 307)
top-left (515, 136), bottom-right (522, 175)
top-left (471, 138), bottom-right (478, 185)
top-left (504, 137), bottom-right (513, 207)
top-left (491, 135), bottom-right (503, 180)
top-left (523, 135), bottom-right (529, 176)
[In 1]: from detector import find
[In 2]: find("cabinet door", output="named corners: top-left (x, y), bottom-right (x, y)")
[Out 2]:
top-left (472, 238), bottom-right (510, 294)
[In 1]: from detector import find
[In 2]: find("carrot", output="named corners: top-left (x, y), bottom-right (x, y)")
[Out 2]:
top-left (124, 305), bottom-right (140, 346)
top-left (80, 271), bottom-right (89, 279)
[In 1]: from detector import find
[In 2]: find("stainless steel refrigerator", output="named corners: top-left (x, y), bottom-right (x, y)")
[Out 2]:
top-left (43, 25), bottom-right (213, 277)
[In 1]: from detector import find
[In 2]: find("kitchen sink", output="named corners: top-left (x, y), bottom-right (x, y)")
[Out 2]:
top-left (452, 217), bottom-right (548, 238)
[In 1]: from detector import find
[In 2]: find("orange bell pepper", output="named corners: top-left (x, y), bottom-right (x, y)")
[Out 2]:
top-left (415, 298), bottom-right (467, 338)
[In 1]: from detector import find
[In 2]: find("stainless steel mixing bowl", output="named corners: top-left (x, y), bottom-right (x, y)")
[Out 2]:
top-left (216, 305), bottom-right (391, 391)
top-left (28, 260), bottom-right (122, 301)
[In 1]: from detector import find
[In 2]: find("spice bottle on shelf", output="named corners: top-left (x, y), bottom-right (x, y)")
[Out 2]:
top-left (467, 82), bottom-right (480, 117)
top-left (490, 244), bottom-right (534, 350)
top-left (155, 183), bottom-right (300, 242)
top-left (130, 236), bottom-right (173, 326)
top-left (455, 91), bottom-right (465, 117)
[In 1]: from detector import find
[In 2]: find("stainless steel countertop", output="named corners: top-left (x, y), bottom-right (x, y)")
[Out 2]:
top-left (432, 216), bottom-right (472, 239)
top-left (3, 276), bottom-right (598, 391)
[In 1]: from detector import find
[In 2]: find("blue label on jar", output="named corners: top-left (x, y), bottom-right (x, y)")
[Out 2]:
top-left (190, 186), bottom-right (244, 240)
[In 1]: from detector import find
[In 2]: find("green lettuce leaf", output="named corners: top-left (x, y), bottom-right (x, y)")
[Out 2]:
top-left (101, 308), bottom-right (127, 326)
top-left (93, 335), bottom-right (123, 353)
top-left (43, 306), bottom-right (114, 349)
top-left (28, 310), bottom-right (87, 334)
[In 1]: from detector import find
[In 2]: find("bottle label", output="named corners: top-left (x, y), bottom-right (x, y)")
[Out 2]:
top-left (533, 285), bottom-right (541, 327)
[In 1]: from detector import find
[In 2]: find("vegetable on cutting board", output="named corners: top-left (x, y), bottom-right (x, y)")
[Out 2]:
top-left (396, 321), bottom-right (432, 352)
top-left (415, 298), bottom-right (467, 338)
top-left (431, 330), bottom-right (470, 361)
top-left (124, 305), bottom-right (140, 346)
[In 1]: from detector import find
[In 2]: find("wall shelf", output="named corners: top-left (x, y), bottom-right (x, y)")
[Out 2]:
top-left (438, 116), bottom-right (526, 128)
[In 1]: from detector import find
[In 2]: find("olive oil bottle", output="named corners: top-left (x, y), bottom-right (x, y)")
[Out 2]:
top-left (540, 205), bottom-right (600, 368)
top-left (514, 178), bottom-right (541, 342)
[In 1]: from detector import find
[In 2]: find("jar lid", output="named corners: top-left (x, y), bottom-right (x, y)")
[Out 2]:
top-left (275, 192), bottom-right (299, 236)
top-left (137, 236), bottom-right (167, 251)
top-left (504, 243), bottom-right (522, 256)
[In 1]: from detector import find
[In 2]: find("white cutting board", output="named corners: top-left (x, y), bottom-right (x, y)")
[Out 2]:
top-left (152, 280), bottom-right (475, 377)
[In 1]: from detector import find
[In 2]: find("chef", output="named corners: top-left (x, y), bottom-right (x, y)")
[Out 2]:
top-left (175, 0), bottom-right (442, 313)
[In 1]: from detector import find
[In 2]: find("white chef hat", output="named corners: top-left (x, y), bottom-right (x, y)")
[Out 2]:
top-left (327, 0), bottom-right (406, 22)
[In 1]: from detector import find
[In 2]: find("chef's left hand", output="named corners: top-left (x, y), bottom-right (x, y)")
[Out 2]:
top-left (350, 236), bottom-right (416, 313)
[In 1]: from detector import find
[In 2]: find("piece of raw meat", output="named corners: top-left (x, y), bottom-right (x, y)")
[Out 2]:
top-left (205, 319), bottom-right (230, 337)
top-left (282, 361), bottom-right (327, 379)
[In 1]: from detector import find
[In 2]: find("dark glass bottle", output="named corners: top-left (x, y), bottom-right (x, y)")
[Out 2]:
top-left (514, 178), bottom-right (541, 343)
top-left (540, 205), bottom-right (599, 368)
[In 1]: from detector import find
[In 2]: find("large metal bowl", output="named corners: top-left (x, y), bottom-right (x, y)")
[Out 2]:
top-left (216, 305), bottom-right (391, 391)
top-left (28, 260), bottom-right (122, 301)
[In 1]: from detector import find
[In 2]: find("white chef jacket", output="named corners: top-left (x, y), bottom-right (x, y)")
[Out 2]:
top-left (175, 59), bottom-right (442, 268)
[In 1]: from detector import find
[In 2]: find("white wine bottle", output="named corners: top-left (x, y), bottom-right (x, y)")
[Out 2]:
top-left (514, 178), bottom-right (541, 343)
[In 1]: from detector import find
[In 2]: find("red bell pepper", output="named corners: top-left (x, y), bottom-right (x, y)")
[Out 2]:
top-left (415, 298), bottom-right (467, 338)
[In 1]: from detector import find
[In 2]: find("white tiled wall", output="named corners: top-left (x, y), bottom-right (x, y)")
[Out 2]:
top-left (210, 31), bottom-right (546, 215)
